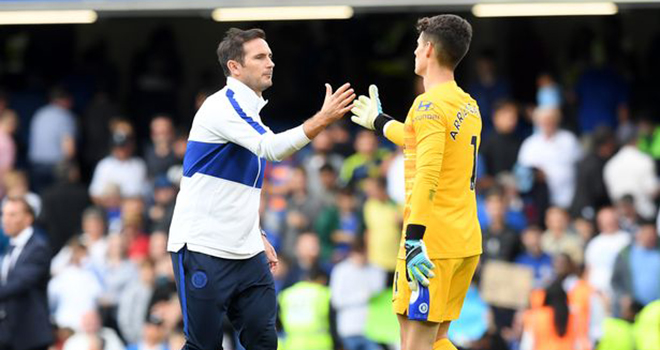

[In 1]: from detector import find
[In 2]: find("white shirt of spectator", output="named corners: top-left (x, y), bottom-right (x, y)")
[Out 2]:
top-left (330, 258), bottom-right (385, 337)
top-left (518, 129), bottom-right (582, 208)
top-left (48, 263), bottom-right (103, 330)
top-left (28, 104), bottom-right (76, 164)
top-left (168, 77), bottom-right (310, 259)
top-left (0, 226), bottom-right (33, 284)
top-left (604, 145), bottom-right (659, 219)
top-left (386, 150), bottom-right (405, 205)
top-left (584, 230), bottom-right (630, 296)
top-left (89, 156), bottom-right (148, 198)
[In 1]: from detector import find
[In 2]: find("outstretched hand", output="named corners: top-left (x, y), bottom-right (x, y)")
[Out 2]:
top-left (319, 83), bottom-right (356, 123)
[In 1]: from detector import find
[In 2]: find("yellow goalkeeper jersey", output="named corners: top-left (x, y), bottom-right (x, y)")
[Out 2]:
top-left (385, 80), bottom-right (483, 259)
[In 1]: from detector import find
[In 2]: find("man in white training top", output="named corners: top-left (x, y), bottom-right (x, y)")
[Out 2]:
top-left (167, 28), bottom-right (355, 349)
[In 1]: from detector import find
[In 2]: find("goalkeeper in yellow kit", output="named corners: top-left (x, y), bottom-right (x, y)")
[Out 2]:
top-left (351, 14), bottom-right (482, 350)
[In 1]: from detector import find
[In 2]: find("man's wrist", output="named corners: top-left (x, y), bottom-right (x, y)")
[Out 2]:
top-left (405, 224), bottom-right (426, 241)
top-left (374, 113), bottom-right (394, 136)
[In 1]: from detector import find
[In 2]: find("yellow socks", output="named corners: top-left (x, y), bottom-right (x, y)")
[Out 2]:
top-left (433, 338), bottom-right (458, 350)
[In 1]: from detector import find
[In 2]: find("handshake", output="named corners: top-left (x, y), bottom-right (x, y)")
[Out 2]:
top-left (350, 85), bottom-right (393, 134)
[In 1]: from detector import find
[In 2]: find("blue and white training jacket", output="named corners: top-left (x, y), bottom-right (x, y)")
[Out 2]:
top-left (167, 77), bottom-right (310, 259)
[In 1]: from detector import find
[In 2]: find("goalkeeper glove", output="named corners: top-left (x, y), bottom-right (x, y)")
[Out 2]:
top-left (405, 224), bottom-right (436, 291)
top-left (351, 84), bottom-right (393, 134)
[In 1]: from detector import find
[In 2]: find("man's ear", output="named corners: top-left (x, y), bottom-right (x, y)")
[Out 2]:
top-left (425, 42), bottom-right (434, 59)
top-left (227, 60), bottom-right (241, 76)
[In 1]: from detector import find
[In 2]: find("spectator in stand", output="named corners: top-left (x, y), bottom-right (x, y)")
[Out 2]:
top-left (612, 222), bottom-right (660, 311)
top-left (339, 130), bottom-right (390, 189)
top-left (385, 149), bottom-right (405, 205)
top-left (584, 207), bottom-right (631, 298)
top-left (467, 49), bottom-right (511, 133)
top-left (330, 241), bottom-right (385, 350)
top-left (38, 161), bottom-right (90, 254)
top-left (315, 187), bottom-right (363, 263)
top-left (144, 114), bottom-right (178, 180)
top-left (604, 129), bottom-right (659, 220)
top-left (51, 206), bottom-right (108, 276)
top-left (0, 108), bottom-right (18, 198)
top-left (317, 163), bottom-right (340, 208)
top-left (95, 233), bottom-right (139, 331)
top-left (63, 309), bottom-right (124, 350)
top-left (118, 259), bottom-right (156, 345)
top-left (89, 120), bottom-right (147, 202)
top-left (616, 195), bottom-right (640, 235)
top-left (126, 314), bottom-right (169, 350)
top-left (49, 238), bottom-right (103, 331)
top-left (518, 106), bottom-right (582, 209)
top-left (575, 55), bottom-right (630, 135)
top-left (282, 167), bottom-right (324, 259)
top-left (362, 177), bottom-right (400, 274)
top-left (2, 170), bottom-right (41, 217)
top-left (482, 188), bottom-right (520, 262)
top-left (300, 130), bottom-right (344, 200)
top-left (147, 176), bottom-right (177, 233)
top-left (481, 101), bottom-right (522, 178)
top-left (515, 226), bottom-right (554, 289)
top-left (521, 281), bottom-right (576, 350)
top-left (28, 87), bottom-right (77, 193)
top-left (283, 232), bottom-right (323, 290)
top-left (541, 207), bottom-right (584, 264)
top-left (80, 90), bottom-right (120, 177)
top-left (570, 126), bottom-right (616, 220)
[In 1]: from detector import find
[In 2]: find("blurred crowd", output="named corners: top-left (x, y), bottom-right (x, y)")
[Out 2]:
top-left (1, 27), bottom-right (660, 350)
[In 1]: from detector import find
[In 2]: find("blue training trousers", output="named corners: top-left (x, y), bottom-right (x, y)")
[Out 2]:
top-left (171, 246), bottom-right (278, 350)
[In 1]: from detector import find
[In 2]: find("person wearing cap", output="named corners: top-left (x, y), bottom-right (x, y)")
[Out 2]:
top-left (89, 122), bottom-right (148, 203)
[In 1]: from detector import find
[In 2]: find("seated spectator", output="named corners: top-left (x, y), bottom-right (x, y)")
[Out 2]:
top-left (541, 207), bottom-right (584, 264)
top-left (482, 188), bottom-right (520, 262)
top-left (89, 120), bottom-right (147, 202)
top-left (2, 170), bottom-right (41, 216)
top-left (49, 238), bottom-right (103, 331)
top-left (612, 222), bottom-right (660, 312)
top-left (315, 187), bottom-right (364, 263)
top-left (282, 167), bottom-right (324, 259)
top-left (51, 206), bottom-right (108, 276)
top-left (584, 207), bottom-right (631, 297)
top-left (481, 100), bottom-right (522, 178)
top-left (570, 126), bottom-right (616, 220)
top-left (283, 232), bottom-right (323, 290)
top-left (330, 241), bottom-right (384, 350)
top-left (518, 106), bottom-right (582, 209)
top-left (604, 129), bottom-right (658, 220)
top-left (63, 309), bottom-right (124, 350)
top-left (147, 175), bottom-right (177, 232)
top-left (339, 130), bottom-right (390, 189)
top-left (362, 177), bottom-right (400, 273)
top-left (126, 314), bottom-right (169, 350)
top-left (300, 129), bottom-right (344, 200)
top-left (38, 161), bottom-right (90, 254)
top-left (118, 259), bottom-right (156, 344)
top-left (515, 226), bottom-right (554, 289)
top-left (144, 114), bottom-right (178, 180)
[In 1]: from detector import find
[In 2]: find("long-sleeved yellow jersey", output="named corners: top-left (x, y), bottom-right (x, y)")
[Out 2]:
top-left (385, 80), bottom-right (483, 259)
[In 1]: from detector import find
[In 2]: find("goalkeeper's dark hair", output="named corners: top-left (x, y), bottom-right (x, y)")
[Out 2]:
top-left (217, 28), bottom-right (266, 77)
top-left (416, 14), bottom-right (472, 69)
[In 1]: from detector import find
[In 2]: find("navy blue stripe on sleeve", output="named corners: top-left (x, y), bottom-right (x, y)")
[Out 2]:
top-left (226, 89), bottom-right (267, 135)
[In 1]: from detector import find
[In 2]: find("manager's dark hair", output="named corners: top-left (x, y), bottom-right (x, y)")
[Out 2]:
top-left (416, 14), bottom-right (472, 69)
top-left (217, 28), bottom-right (266, 77)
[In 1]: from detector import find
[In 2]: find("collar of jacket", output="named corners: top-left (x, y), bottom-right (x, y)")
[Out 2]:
top-left (226, 77), bottom-right (268, 114)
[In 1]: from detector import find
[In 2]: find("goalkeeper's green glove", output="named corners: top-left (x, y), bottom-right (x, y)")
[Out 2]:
top-left (404, 224), bottom-right (436, 291)
top-left (350, 84), bottom-right (393, 134)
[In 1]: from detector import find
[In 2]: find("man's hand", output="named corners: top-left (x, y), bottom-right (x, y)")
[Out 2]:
top-left (303, 83), bottom-right (355, 139)
top-left (262, 234), bottom-right (278, 273)
top-left (405, 239), bottom-right (435, 291)
top-left (319, 83), bottom-right (356, 123)
top-left (351, 84), bottom-right (382, 130)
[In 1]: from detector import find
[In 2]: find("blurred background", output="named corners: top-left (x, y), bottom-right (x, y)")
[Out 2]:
top-left (1, 0), bottom-right (660, 349)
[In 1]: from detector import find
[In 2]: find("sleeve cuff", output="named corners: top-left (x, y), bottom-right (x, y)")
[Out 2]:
top-left (374, 113), bottom-right (394, 136)
top-left (405, 224), bottom-right (426, 240)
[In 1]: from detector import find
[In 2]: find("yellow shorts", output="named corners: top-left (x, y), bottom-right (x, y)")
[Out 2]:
top-left (393, 255), bottom-right (479, 323)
